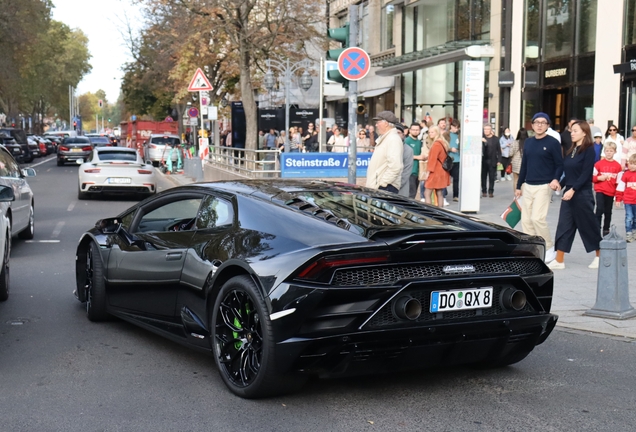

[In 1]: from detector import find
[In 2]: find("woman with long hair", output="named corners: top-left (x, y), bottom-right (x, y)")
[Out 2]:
top-left (548, 120), bottom-right (602, 270)
top-left (604, 124), bottom-right (624, 166)
top-left (422, 126), bottom-right (451, 206)
top-left (510, 128), bottom-right (527, 193)
top-left (499, 127), bottom-right (514, 181)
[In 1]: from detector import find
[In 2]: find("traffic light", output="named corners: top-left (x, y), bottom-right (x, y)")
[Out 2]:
top-left (108, 118), bottom-right (111, 122)
top-left (326, 24), bottom-right (350, 89)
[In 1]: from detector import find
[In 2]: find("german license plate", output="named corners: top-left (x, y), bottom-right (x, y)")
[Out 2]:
top-left (108, 178), bottom-right (131, 184)
top-left (12, 148), bottom-right (20, 153)
top-left (430, 287), bottom-right (493, 313)
top-left (71, 148), bottom-right (82, 152)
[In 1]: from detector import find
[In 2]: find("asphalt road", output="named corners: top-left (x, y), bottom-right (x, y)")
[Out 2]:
top-left (1, 156), bottom-right (636, 432)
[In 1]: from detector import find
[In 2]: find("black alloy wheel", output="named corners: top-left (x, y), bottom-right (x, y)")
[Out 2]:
top-left (57, 159), bottom-right (64, 166)
top-left (0, 232), bottom-right (10, 301)
top-left (17, 204), bottom-right (34, 240)
top-left (84, 242), bottom-right (108, 321)
top-left (212, 275), bottom-right (305, 398)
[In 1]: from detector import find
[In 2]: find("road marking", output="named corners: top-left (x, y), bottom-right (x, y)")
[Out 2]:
top-left (67, 202), bottom-right (75, 211)
top-left (26, 156), bottom-right (55, 169)
top-left (51, 221), bottom-right (65, 238)
top-left (25, 240), bottom-right (60, 243)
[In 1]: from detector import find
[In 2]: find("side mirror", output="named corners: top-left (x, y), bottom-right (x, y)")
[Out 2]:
top-left (0, 185), bottom-right (15, 202)
top-left (76, 159), bottom-right (84, 164)
top-left (21, 168), bottom-right (36, 177)
top-left (95, 217), bottom-right (121, 234)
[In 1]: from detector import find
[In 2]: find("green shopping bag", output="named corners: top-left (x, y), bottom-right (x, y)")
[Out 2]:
top-left (501, 197), bottom-right (522, 228)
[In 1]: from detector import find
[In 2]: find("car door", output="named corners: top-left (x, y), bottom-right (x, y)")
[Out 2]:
top-left (0, 148), bottom-right (29, 232)
top-left (106, 193), bottom-right (204, 317)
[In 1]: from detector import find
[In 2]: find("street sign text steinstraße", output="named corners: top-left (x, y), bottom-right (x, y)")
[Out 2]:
top-left (188, 68), bottom-right (213, 92)
top-left (337, 47), bottom-right (371, 81)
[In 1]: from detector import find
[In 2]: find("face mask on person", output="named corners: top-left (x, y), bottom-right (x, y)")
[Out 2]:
top-left (505, 133), bottom-right (510, 137)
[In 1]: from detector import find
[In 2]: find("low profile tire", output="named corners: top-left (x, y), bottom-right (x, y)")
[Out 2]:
top-left (57, 159), bottom-right (64, 166)
top-left (84, 242), bottom-right (108, 321)
top-left (17, 204), bottom-right (34, 240)
top-left (0, 233), bottom-right (10, 302)
top-left (211, 275), bottom-right (306, 398)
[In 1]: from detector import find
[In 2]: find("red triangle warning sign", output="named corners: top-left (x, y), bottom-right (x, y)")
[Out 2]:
top-left (188, 68), bottom-right (213, 91)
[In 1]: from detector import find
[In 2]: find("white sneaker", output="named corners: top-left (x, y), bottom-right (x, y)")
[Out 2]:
top-left (588, 257), bottom-right (599, 269)
top-left (443, 199), bottom-right (450, 207)
top-left (547, 260), bottom-right (565, 270)
top-left (544, 247), bottom-right (556, 263)
top-left (506, 175), bottom-right (512, 181)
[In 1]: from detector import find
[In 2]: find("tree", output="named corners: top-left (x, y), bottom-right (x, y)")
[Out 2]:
top-left (128, 0), bottom-right (325, 151)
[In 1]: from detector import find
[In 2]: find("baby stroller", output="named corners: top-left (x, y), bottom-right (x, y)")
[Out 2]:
top-left (160, 143), bottom-right (184, 174)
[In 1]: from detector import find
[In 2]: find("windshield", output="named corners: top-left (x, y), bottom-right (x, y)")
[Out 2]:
top-left (98, 151), bottom-right (137, 161)
top-left (64, 137), bottom-right (90, 144)
top-left (150, 137), bottom-right (180, 146)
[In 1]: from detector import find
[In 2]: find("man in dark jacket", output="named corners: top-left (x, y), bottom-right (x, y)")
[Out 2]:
top-left (481, 124), bottom-right (500, 197)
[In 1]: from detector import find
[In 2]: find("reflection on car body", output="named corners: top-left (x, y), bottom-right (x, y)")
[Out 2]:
top-left (75, 180), bottom-right (557, 398)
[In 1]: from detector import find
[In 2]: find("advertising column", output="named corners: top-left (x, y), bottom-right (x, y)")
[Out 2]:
top-left (459, 61), bottom-right (485, 213)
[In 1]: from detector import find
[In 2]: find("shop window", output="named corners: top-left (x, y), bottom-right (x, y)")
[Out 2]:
top-left (525, 0), bottom-right (541, 60)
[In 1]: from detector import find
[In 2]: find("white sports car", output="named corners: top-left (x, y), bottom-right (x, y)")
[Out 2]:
top-left (77, 147), bottom-right (157, 200)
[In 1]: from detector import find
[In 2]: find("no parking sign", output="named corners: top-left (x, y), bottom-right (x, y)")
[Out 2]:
top-left (337, 47), bottom-right (371, 81)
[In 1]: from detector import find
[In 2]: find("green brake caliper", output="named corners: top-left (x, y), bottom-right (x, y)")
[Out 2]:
top-left (233, 304), bottom-right (251, 349)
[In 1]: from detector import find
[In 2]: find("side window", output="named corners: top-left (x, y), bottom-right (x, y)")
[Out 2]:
top-left (137, 198), bottom-right (202, 233)
top-left (196, 195), bottom-right (233, 229)
top-left (0, 149), bottom-right (19, 178)
top-left (120, 209), bottom-right (135, 230)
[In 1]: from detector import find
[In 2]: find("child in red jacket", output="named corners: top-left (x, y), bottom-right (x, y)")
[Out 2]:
top-left (593, 142), bottom-right (622, 236)
top-left (616, 154), bottom-right (636, 242)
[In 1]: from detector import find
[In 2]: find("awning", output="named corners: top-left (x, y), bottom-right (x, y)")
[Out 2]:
top-left (360, 87), bottom-right (392, 98)
top-left (376, 41), bottom-right (494, 77)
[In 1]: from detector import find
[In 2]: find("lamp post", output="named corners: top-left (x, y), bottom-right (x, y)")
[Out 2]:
top-left (263, 58), bottom-right (313, 152)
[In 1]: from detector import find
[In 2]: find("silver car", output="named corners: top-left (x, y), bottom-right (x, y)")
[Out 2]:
top-left (143, 134), bottom-right (181, 167)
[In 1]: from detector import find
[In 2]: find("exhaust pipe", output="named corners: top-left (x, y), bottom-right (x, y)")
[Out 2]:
top-left (500, 288), bottom-right (527, 311)
top-left (393, 296), bottom-right (422, 320)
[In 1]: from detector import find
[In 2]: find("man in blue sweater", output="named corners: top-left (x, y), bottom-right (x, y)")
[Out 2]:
top-left (515, 112), bottom-right (564, 262)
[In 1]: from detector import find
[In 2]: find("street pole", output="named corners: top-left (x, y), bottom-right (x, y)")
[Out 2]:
top-left (95, 113), bottom-right (98, 133)
top-left (69, 86), bottom-right (72, 128)
top-left (284, 59), bottom-right (290, 153)
top-left (319, 57), bottom-right (325, 153)
top-left (347, 5), bottom-right (359, 185)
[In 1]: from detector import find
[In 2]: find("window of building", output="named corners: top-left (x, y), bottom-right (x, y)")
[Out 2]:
top-left (381, 5), bottom-right (395, 51)
top-left (576, 0), bottom-right (597, 53)
top-left (626, 0), bottom-right (636, 45)
top-left (544, 0), bottom-right (574, 59)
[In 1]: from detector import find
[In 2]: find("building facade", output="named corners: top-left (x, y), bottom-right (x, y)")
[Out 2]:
top-left (326, 0), bottom-right (636, 135)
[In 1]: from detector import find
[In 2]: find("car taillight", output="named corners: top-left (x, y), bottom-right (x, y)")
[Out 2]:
top-left (60, 146), bottom-right (69, 151)
top-left (296, 253), bottom-right (391, 280)
top-left (84, 168), bottom-right (101, 173)
top-left (82, 146), bottom-right (92, 151)
top-left (137, 169), bottom-right (153, 174)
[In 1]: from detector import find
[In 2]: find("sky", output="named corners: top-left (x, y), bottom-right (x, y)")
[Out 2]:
top-left (51, 0), bottom-right (144, 102)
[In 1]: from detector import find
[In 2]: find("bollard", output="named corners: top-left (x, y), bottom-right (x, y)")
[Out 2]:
top-left (584, 226), bottom-right (636, 320)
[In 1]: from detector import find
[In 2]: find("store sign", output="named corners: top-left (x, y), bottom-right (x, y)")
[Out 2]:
top-left (498, 71), bottom-right (514, 87)
top-left (545, 68), bottom-right (567, 78)
top-left (524, 71), bottom-right (539, 87)
top-left (613, 60), bottom-right (636, 74)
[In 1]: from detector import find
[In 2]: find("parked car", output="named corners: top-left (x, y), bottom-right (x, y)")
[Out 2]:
top-left (57, 136), bottom-right (92, 166)
top-left (77, 147), bottom-right (156, 199)
top-left (26, 138), bottom-right (41, 158)
top-left (0, 127), bottom-right (33, 163)
top-left (74, 180), bottom-right (557, 398)
top-left (0, 145), bottom-right (36, 241)
top-left (42, 137), bottom-right (56, 155)
top-left (0, 133), bottom-right (25, 163)
top-left (143, 134), bottom-right (181, 167)
top-left (0, 185), bottom-right (15, 301)
top-left (28, 135), bottom-right (48, 156)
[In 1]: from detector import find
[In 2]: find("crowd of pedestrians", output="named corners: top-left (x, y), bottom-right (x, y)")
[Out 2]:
top-left (234, 111), bottom-right (636, 263)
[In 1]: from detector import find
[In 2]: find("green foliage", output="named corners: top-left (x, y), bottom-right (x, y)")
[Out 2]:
top-left (0, 0), bottom-right (91, 131)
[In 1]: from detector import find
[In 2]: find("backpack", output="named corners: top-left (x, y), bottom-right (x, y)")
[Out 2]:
top-left (442, 148), bottom-right (454, 172)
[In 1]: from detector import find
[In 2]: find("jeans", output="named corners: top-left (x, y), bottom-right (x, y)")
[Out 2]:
top-left (626, 203), bottom-right (636, 234)
top-left (451, 162), bottom-right (460, 198)
top-left (595, 192), bottom-right (614, 234)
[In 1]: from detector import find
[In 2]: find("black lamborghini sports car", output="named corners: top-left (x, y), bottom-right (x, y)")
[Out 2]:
top-left (75, 180), bottom-right (557, 398)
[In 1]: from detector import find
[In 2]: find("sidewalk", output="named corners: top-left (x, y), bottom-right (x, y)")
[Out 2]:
top-left (160, 170), bottom-right (636, 340)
